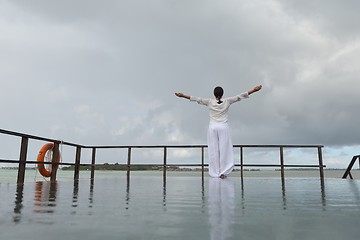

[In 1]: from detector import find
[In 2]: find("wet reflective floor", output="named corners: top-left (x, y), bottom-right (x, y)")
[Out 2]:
top-left (1, 172), bottom-right (360, 240)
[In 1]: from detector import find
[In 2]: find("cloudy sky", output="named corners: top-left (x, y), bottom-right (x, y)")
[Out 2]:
top-left (1, 0), bottom-right (360, 168)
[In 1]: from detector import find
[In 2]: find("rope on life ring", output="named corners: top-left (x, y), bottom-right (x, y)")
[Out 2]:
top-left (37, 143), bottom-right (60, 178)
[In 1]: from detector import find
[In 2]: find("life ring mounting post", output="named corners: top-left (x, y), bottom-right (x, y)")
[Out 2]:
top-left (37, 142), bottom-right (60, 180)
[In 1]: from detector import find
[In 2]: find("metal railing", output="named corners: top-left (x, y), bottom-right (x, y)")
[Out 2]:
top-left (0, 128), bottom-right (325, 184)
top-left (342, 155), bottom-right (360, 179)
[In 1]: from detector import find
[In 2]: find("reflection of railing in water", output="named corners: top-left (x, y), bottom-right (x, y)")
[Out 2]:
top-left (342, 155), bottom-right (360, 179)
top-left (33, 181), bottom-right (57, 214)
top-left (13, 184), bottom-right (24, 223)
top-left (0, 128), bottom-right (325, 184)
top-left (11, 174), bottom-right (327, 225)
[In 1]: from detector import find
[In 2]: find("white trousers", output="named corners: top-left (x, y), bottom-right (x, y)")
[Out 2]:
top-left (207, 122), bottom-right (234, 177)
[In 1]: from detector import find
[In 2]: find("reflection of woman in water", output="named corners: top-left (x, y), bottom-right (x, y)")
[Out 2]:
top-left (175, 85), bottom-right (262, 178)
top-left (208, 178), bottom-right (235, 240)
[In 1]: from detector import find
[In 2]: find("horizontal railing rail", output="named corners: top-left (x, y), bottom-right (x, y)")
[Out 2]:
top-left (0, 128), bottom-right (325, 183)
top-left (0, 129), bottom-right (84, 148)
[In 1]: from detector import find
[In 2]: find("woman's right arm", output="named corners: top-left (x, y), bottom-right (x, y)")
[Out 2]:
top-left (175, 92), bottom-right (210, 105)
top-left (175, 92), bottom-right (191, 100)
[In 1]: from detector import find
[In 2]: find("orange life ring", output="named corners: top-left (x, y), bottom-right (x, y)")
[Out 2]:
top-left (37, 143), bottom-right (60, 177)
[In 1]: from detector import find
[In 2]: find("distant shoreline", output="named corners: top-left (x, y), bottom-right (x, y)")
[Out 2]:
top-left (0, 168), bottom-right (357, 179)
top-left (0, 166), bottom-right (351, 171)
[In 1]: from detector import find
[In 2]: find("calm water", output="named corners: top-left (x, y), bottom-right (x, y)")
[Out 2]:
top-left (1, 170), bottom-right (360, 240)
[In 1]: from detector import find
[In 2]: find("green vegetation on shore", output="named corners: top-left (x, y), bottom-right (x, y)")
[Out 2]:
top-left (62, 163), bottom-right (171, 171)
top-left (60, 163), bottom-right (263, 172)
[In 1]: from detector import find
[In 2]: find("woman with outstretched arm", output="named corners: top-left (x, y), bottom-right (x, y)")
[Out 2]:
top-left (175, 85), bottom-right (262, 179)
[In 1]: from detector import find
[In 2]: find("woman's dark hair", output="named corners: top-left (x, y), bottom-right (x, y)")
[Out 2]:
top-left (214, 86), bottom-right (224, 104)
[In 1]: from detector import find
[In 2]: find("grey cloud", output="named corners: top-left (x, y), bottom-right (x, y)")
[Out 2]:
top-left (1, 0), bottom-right (360, 170)
top-left (277, 0), bottom-right (360, 40)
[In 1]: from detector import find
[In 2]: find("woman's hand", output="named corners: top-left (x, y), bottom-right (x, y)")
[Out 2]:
top-left (253, 85), bottom-right (262, 92)
top-left (175, 92), bottom-right (191, 99)
top-left (248, 85), bottom-right (262, 95)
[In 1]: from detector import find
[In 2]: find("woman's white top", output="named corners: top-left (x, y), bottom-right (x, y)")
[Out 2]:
top-left (190, 92), bottom-right (249, 123)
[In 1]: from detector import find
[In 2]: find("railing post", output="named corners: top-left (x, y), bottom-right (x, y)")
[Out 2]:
top-left (91, 148), bottom-right (96, 179)
top-left (163, 147), bottom-right (167, 178)
top-left (50, 142), bottom-right (60, 182)
top-left (280, 146), bottom-right (285, 180)
top-left (74, 146), bottom-right (82, 180)
top-left (240, 146), bottom-right (244, 179)
top-left (17, 137), bottom-right (29, 184)
top-left (342, 155), bottom-right (357, 179)
top-left (201, 146), bottom-right (204, 178)
top-left (318, 147), bottom-right (324, 180)
top-left (127, 147), bottom-right (131, 173)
